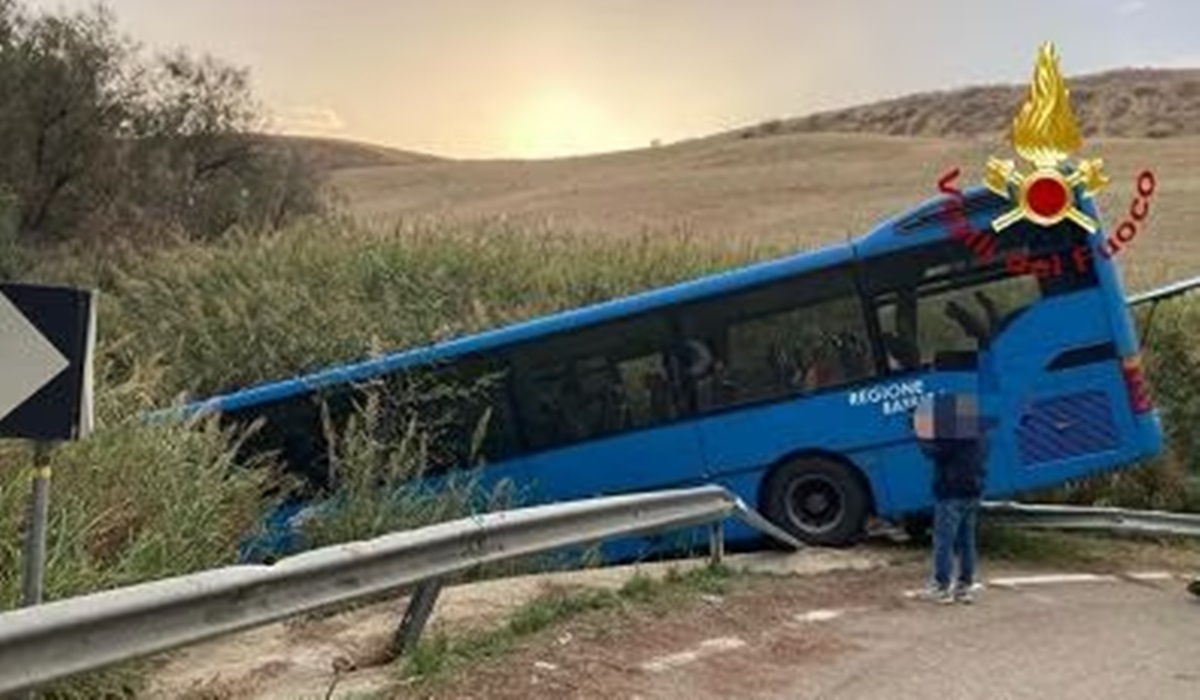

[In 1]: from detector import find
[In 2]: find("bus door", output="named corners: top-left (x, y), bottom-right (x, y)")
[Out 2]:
top-left (868, 272), bottom-right (1011, 514)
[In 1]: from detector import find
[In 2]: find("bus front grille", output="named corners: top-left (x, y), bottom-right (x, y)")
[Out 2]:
top-left (1017, 390), bottom-right (1119, 466)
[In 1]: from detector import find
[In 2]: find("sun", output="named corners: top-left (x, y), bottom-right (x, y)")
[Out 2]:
top-left (501, 91), bottom-right (632, 158)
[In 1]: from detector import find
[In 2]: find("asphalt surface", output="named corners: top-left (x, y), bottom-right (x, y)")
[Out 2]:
top-left (772, 575), bottom-right (1200, 700)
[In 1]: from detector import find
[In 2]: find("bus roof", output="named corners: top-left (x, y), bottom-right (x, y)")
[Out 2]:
top-left (173, 187), bottom-right (1001, 418)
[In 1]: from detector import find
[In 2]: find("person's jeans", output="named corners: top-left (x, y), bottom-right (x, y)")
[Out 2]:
top-left (932, 497), bottom-right (980, 591)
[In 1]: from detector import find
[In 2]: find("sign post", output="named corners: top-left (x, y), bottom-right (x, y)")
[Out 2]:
top-left (0, 284), bottom-right (96, 617)
top-left (21, 443), bottom-right (53, 607)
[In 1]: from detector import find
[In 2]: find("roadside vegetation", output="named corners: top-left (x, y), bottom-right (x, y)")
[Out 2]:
top-left (977, 524), bottom-right (1200, 570)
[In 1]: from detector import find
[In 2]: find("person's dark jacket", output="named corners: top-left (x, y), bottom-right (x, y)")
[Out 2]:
top-left (919, 436), bottom-right (989, 500)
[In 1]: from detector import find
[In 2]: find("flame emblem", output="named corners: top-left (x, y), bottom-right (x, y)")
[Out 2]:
top-left (984, 42), bottom-right (1108, 232)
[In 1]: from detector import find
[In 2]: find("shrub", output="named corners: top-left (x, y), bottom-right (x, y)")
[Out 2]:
top-left (0, 0), bottom-right (324, 250)
top-left (297, 385), bottom-right (519, 550)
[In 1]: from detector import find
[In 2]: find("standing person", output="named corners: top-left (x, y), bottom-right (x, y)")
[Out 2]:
top-left (912, 393), bottom-right (991, 604)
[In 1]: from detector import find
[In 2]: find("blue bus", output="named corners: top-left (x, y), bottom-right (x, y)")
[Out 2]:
top-left (178, 178), bottom-right (1167, 552)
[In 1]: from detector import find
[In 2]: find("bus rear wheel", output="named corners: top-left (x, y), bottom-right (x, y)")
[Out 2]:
top-left (762, 457), bottom-right (869, 547)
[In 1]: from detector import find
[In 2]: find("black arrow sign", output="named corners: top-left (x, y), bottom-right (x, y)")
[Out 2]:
top-left (0, 283), bottom-right (95, 442)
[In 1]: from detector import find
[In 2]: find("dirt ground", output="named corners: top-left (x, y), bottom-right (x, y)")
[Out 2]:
top-left (145, 548), bottom-right (894, 700)
top-left (401, 564), bottom-right (917, 700)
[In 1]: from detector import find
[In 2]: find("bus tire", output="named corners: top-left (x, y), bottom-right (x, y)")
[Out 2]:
top-left (761, 457), bottom-right (869, 547)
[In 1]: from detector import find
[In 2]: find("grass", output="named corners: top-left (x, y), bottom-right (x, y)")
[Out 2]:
top-left (977, 524), bottom-right (1200, 570)
top-left (397, 564), bottom-right (738, 685)
top-left (38, 217), bottom-right (768, 402)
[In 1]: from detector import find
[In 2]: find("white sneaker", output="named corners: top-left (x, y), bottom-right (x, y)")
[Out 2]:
top-left (917, 585), bottom-right (955, 604)
top-left (953, 582), bottom-right (980, 604)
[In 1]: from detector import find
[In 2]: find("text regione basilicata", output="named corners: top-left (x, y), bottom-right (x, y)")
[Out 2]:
top-left (847, 380), bottom-right (929, 415)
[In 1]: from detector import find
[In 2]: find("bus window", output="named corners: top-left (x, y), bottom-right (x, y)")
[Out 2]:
top-left (512, 313), bottom-right (681, 452)
top-left (354, 359), bottom-right (516, 474)
top-left (678, 267), bottom-right (875, 411)
top-left (226, 385), bottom-right (357, 490)
top-left (868, 222), bottom-right (1098, 370)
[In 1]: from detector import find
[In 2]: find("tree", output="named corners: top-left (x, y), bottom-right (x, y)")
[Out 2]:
top-left (0, 2), bottom-right (135, 239)
top-left (0, 0), bottom-right (325, 248)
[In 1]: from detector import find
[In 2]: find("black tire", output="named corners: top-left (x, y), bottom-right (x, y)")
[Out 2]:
top-left (761, 456), bottom-right (870, 547)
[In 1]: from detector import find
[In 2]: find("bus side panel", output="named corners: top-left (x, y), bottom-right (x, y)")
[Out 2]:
top-left (518, 423), bottom-right (708, 505)
top-left (849, 444), bottom-right (928, 519)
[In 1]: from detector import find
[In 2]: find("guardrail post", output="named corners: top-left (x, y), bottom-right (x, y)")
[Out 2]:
top-left (709, 521), bottom-right (724, 565)
top-left (393, 577), bottom-right (444, 657)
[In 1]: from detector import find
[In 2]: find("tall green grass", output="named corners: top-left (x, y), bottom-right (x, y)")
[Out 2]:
top-left (12, 213), bottom-right (776, 583)
top-left (59, 217), bottom-right (773, 402)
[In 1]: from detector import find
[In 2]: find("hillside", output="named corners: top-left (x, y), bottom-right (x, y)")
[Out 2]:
top-left (734, 68), bottom-right (1200, 140)
top-left (314, 67), bottom-right (1200, 291)
top-left (262, 134), bottom-right (441, 171)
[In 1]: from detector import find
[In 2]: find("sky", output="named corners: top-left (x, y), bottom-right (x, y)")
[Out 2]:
top-left (24, 0), bottom-right (1200, 159)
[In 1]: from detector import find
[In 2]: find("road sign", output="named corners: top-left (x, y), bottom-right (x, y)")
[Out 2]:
top-left (0, 284), bottom-right (95, 441)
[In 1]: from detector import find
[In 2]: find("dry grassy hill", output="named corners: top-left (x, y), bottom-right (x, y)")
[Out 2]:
top-left (320, 68), bottom-right (1200, 291)
top-left (263, 134), bottom-right (440, 171)
top-left (735, 68), bottom-right (1200, 140)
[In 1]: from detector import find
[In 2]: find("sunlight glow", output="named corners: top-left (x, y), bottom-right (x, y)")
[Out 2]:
top-left (501, 90), bottom-right (636, 158)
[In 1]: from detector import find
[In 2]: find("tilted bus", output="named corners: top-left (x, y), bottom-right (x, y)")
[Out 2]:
top-left (177, 47), bottom-right (1169, 555)
top-left (179, 184), bottom-right (1165, 552)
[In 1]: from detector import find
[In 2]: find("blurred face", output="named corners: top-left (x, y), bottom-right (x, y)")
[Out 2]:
top-left (913, 397), bottom-right (934, 438)
top-left (913, 393), bottom-right (980, 439)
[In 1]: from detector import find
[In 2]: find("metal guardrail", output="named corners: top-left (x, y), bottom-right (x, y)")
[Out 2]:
top-left (0, 485), bottom-right (799, 696)
top-left (983, 501), bottom-right (1200, 538)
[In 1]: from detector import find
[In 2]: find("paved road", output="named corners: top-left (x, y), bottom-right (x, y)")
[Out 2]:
top-left (762, 575), bottom-right (1200, 700)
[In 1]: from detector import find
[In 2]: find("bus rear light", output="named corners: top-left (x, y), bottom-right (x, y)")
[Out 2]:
top-left (1121, 355), bottom-right (1153, 413)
